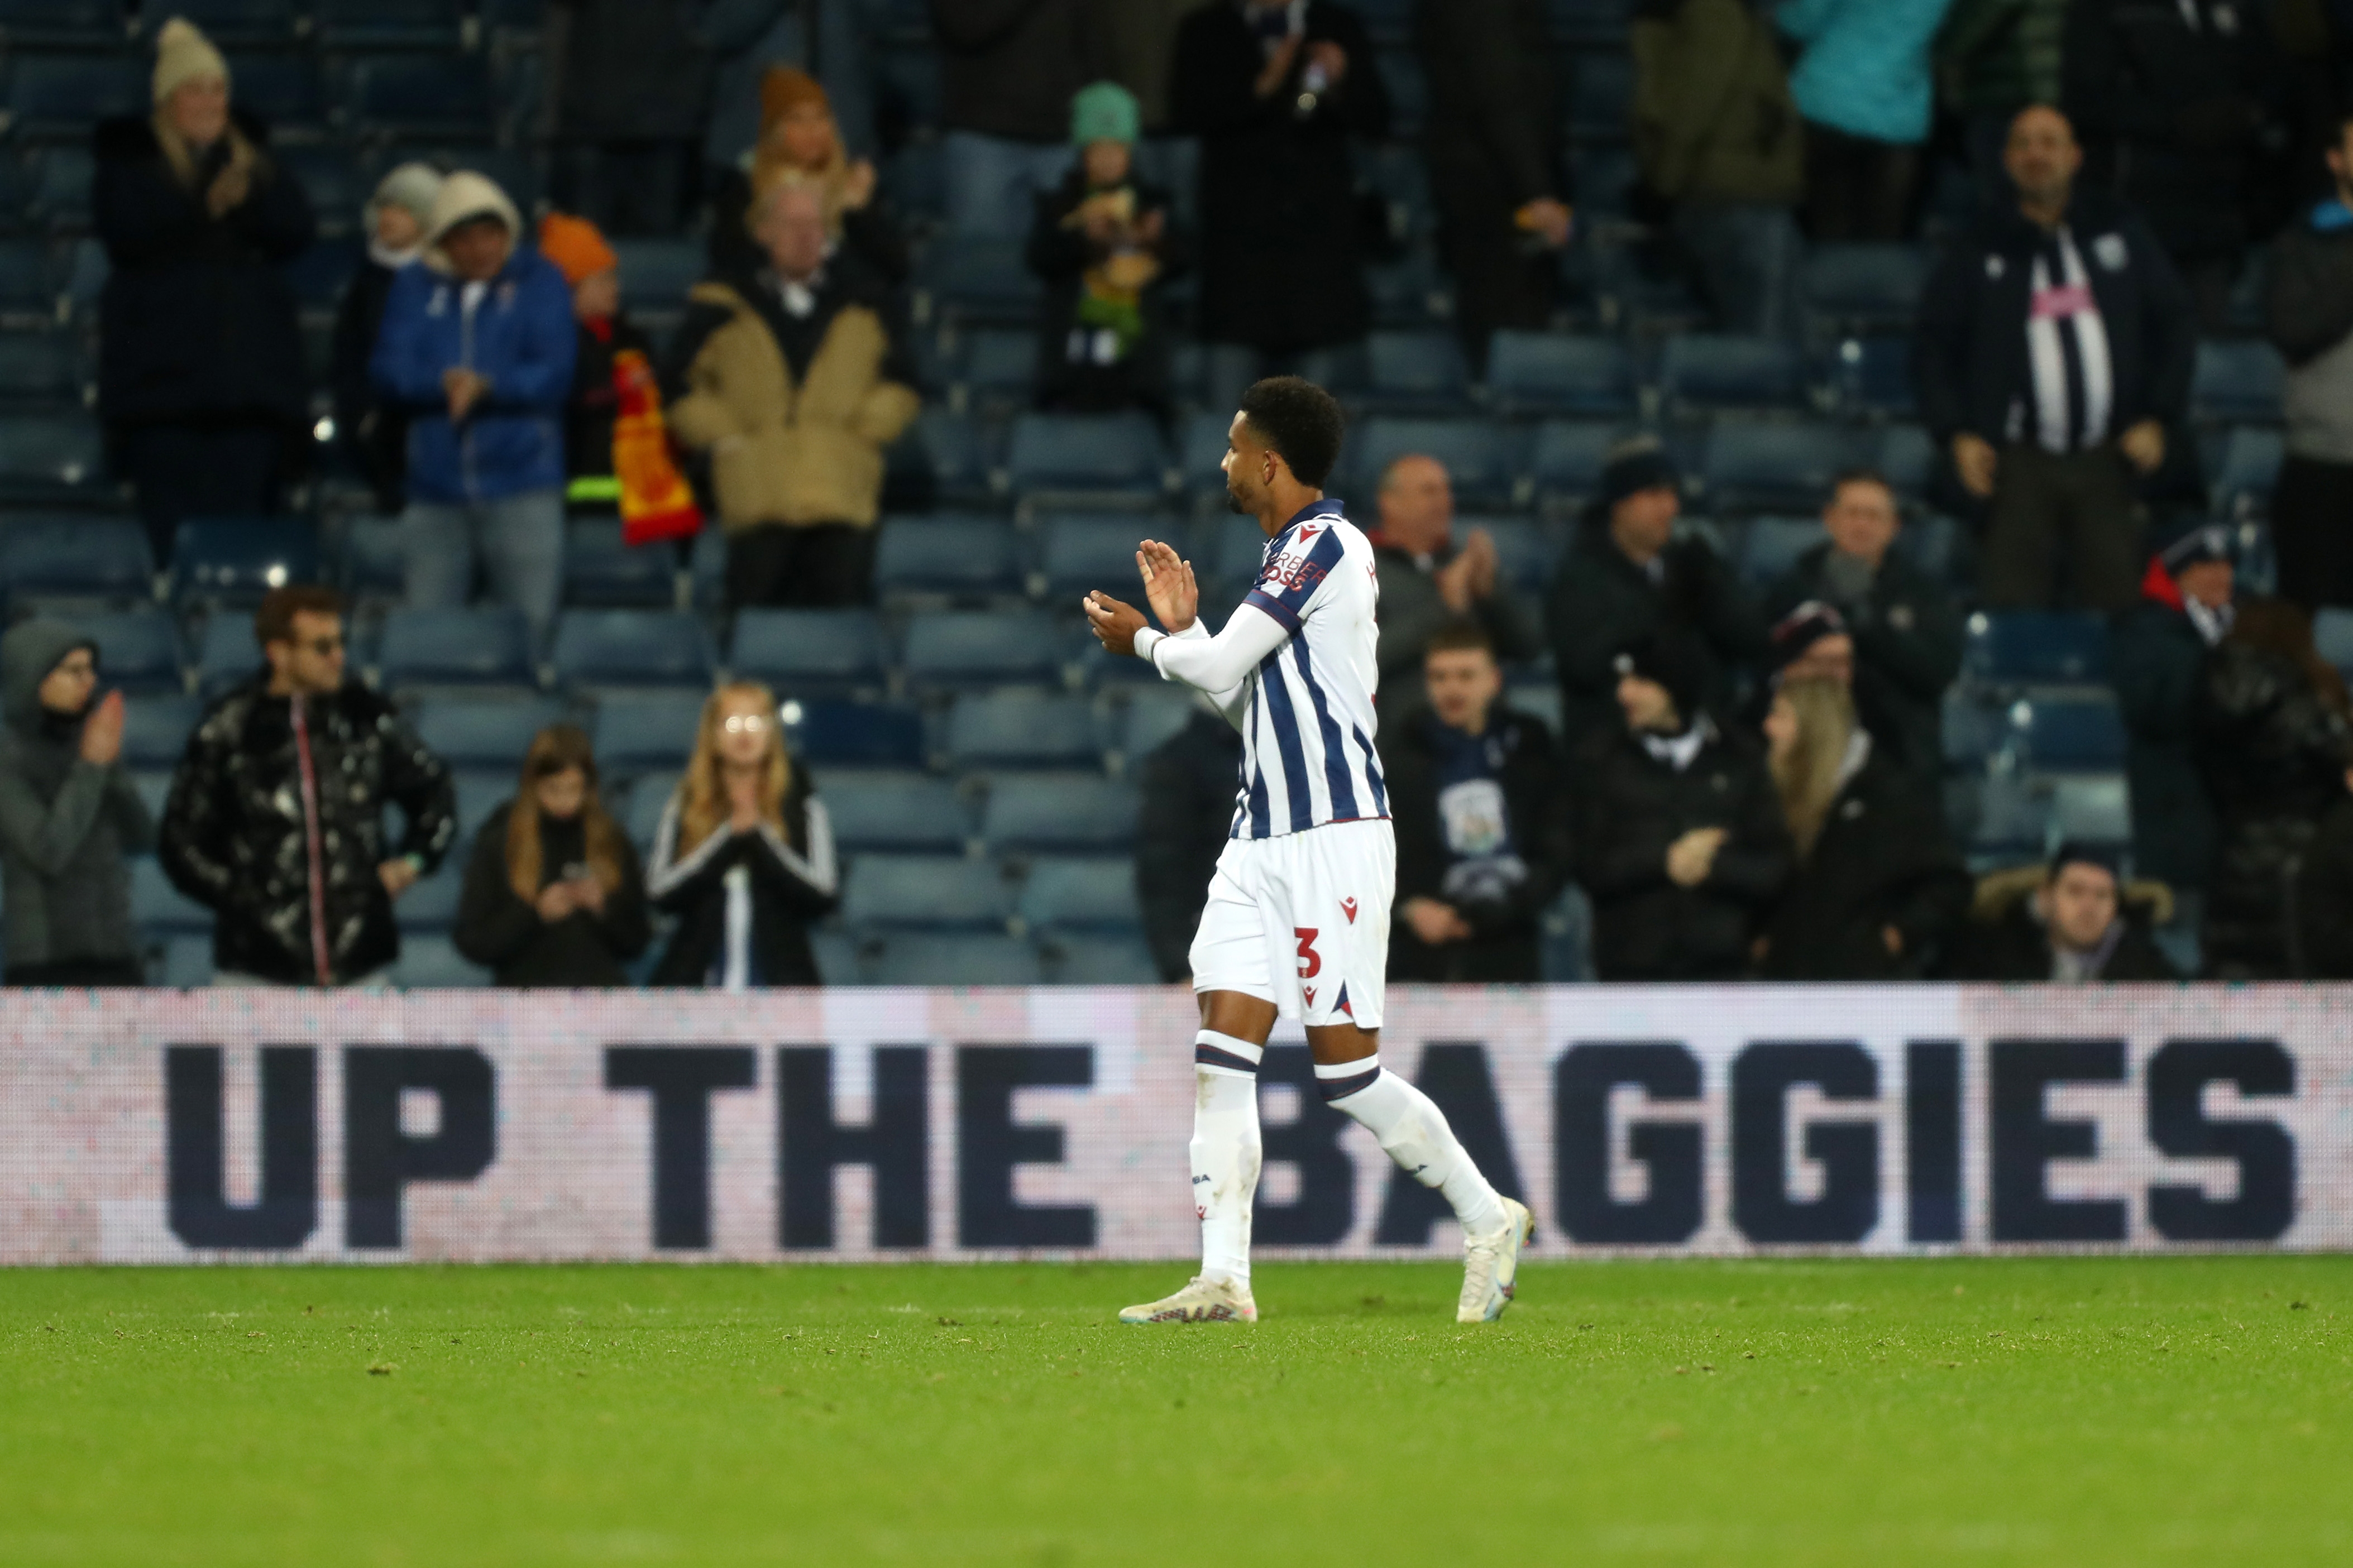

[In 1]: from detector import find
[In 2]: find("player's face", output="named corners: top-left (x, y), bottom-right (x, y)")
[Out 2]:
top-left (1424, 647), bottom-right (1500, 732)
top-left (2043, 864), bottom-right (2120, 952)
top-left (1222, 413), bottom-right (1269, 515)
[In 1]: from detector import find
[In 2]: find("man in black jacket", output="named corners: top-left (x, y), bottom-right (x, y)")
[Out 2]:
top-left (1134, 702), bottom-right (1244, 982)
top-left (2264, 108), bottom-right (2353, 613)
top-left (1383, 624), bottom-right (1568, 983)
top-left (161, 587), bottom-right (456, 987)
top-left (1944, 842), bottom-right (2180, 981)
top-left (1915, 106), bottom-right (2196, 613)
top-left (2112, 523), bottom-right (2235, 905)
top-left (1546, 440), bottom-right (1767, 751)
top-left (934, 0), bottom-right (1105, 238)
top-left (1573, 629), bottom-right (1792, 982)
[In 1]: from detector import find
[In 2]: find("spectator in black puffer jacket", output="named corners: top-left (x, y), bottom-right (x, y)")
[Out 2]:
top-left (2113, 524), bottom-right (2237, 904)
top-left (160, 587), bottom-right (456, 987)
top-left (329, 163), bottom-right (439, 515)
top-left (1944, 844), bottom-right (2180, 981)
top-left (1135, 701), bottom-right (1244, 984)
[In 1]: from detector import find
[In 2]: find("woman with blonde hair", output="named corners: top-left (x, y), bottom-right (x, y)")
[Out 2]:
top-left (1754, 675), bottom-right (1968, 979)
top-left (706, 66), bottom-right (907, 286)
top-left (453, 724), bottom-right (649, 986)
top-left (645, 682), bottom-right (838, 987)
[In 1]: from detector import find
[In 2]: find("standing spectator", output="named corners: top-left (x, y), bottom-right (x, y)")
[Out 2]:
top-left (1935, 0), bottom-right (2070, 214)
top-left (1370, 454), bottom-right (1543, 693)
top-left (1173, 0), bottom-right (1389, 406)
top-left (0, 622), bottom-right (152, 986)
top-left (1753, 675), bottom-right (1969, 979)
top-left (1761, 468), bottom-right (1964, 778)
top-left (697, 0), bottom-right (879, 188)
top-left (1573, 630), bottom-right (1792, 982)
top-left (549, 0), bottom-right (714, 236)
top-left (706, 66), bottom-right (908, 288)
top-left (1135, 698), bottom-right (1244, 981)
top-left (2113, 525), bottom-right (2236, 918)
top-left (647, 682), bottom-right (838, 987)
top-left (1103, 0), bottom-right (1214, 131)
top-left (1027, 82), bottom-right (1190, 418)
top-left (1546, 440), bottom-right (1767, 750)
top-left (2193, 597), bottom-right (2352, 977)
top-left (2291, 757), bottom-right (2353, 976)
top-left (331, 163), bottom-right (442, 516)
top-left (2265, 107), bottom-right (2353, 613)
top-left (160, 587), bottom-right (456, 988)
top-left (2064, 0), bottom-right (2292, 329)
top-left (372, 172), bottom-right (577, 649)
top-left (1629, 0), bottom-right (1806, 337)
top-left (932, 0), bottom-right (1103, 238)
top-left (1415, 0), bottom-right (1571, 367)
top-left (1778, 0), bottom-right (1956, 242)
top-left (453, 724), bottom-right (649, 986)
top-left (667, 181), bottom-right (921, 610)
top-left (537, 210), bottom-right (681, 535)
top-left (1383, 624), bottom-right (1570, 983)
top-left (1915, 106), bottom-right (2196, 613)
top-left (1944, 843), bottom-right (2180, 979)
top-left (95, 18), bottom-right (315, 565)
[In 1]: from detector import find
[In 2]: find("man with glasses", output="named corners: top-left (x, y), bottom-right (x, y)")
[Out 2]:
top-left (161, 586), bottom-right (456, 987)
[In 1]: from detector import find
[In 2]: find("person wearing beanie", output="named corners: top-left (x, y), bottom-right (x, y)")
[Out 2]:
top-left (1943, 841), bottom-right (2179, 981)
top-left (331, 162), bottom-right (443, 514)
top-left (1025, 80), bottom-right (1190, 418)
top-left (0, 621), bottom-right (153, 986)
top-left (370, 171), bottom-right (577, 648)
top-left (696, 0), bottom-right (879, 205)
top-left (705, 65), bottom-right (905, 287)
top-left (2112, 522), bottom-right (2238, 913)
top-left (94, 15), bottom-right (316, 565)
top-left (549, 0), bottom-right (714, 236)
top-left (1544, 438), bottom-right (1767, 751)
top-left (1570, 626), bottom-right (1791, 981)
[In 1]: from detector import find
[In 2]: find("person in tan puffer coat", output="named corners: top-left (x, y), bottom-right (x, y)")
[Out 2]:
top-left (665, 179), bottom-right (919, 610)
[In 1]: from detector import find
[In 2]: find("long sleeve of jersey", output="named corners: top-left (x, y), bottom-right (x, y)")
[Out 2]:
top-left (1135, 607), bottom-right (1288, 727)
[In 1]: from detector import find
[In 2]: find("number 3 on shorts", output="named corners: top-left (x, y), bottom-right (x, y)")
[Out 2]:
top-left (1294, 927), bottom-right (1321, 979)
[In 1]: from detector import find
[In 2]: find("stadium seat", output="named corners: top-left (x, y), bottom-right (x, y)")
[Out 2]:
top-left (0, 239), bottom-right (56, 318)
top-left (1346, 416), bottom-right (1518, 507)
top-left (784, 697), bottom-right (926, 769)
top-left (946, 689), bottom-right (1102, 771)
top-left (1875, 424), bottom-right (1937, 500)
top-left (332, 513), bottom-right (406, 598)
top-left (315, 0), bottom-right (464, 50)
top-left (170, 519), bottom-right (322, 608)
top-left (281, 233), bottom-right (363, 310)
top-left (1954, 773), bottom-right (2053, 860)
top-left (881, 140), bottom-right (944, 222)
top-left (20, 143), bottom-right (93, 234)
top-left (341, 55), bottom-right (493, 142)
top-left (945, 326), bottom-right (1036, 408)
top-left (1504, 683), bottom-right (1562, 731)
top-left (412, 694), bottom-right (566, 770)
top-left (588, 691), bottom-right (700, 777)
top-left (1701, 421), bottom-right (1859, 516)
top-left (1364, 247), bottom-right (1451, 328)
top-left (1360, 330), bottom-right (1469, 415)
top-left (1964, 611), bottom-right (2110, 687)
top-left (623, 769), bottom-right (678, 850)
top-left (2049, 772), bottom-right (2132, 847)
top-left (562, 517), bottom-right (679, 608)
top-left (841, 853), bottom-right (1013, 931)
top-left (1830, 337), bottom-right (1916, 421)
top-left (449, 767), bottom-right (514, 843)
top-left (1463, 516), bottom-right (1559, 593)
top-left (1940, 689), bottom-right (2006, 770)
top-left (819, 768), bottom-right (969, 853)
top-left (0, 329), bottom-right (81, 407)
top-left (1043, 931), bottom-right (1158, 984)
top-left (902, 610), bottom-right (1066, 692)
top-left (0, 0), bottom-right (126, 49)
top-left (377, 606), bottom-right (538, 691)
top-left (130, 857), bottom-right (209, 936)
top-left (1565, 50), bottom-right (1633, 141)
top-left (1801, 244), bottom-right (1928, 338)
top-left (2005, 696), bottom-right (2127, 772)
top-left (1359, 142), bottom-right (1433, 241)
top-left (277, 147), bottom-right (366, 239)
top-left (1374, 49), bottom-right (1426, 138)
top-left (1660, 335), bottom-right (1810, 415)
top-left (159, 932), bottom-right (213, 987)
top-left (2191, 339), bottom-right (2285, 425)
top-left (224, 54), bottom-right (326, 139)
top-left (2315, 607), bottom-right (2353, 678)
top-left (903, 409), bottom-right (1000, 506)
top-left (1735, 517), bottom-right (1821, 588)
top-left (609, 237), bottom-right (702, 318)
top-left (1178, 410), bottom-right (1237, 501)
top-left (873, 514), bottom-right (1023, 597)
top-left (66, 610), bottom-right (183, 696)
top-left (2, 515), bottom-right (152, 602)
top-left (144, 0), bottom-right (298, 44)
top-left (2211, 425), bottom-right (2283, 520)
top-left (2, 55), bottom-right (146, 141)
top-left (1116, 685), bottom-right (1197, 761)
top-left (1895, 512), bottom-right (1968, 589)
top-left (1016, 856), bottom-right (1139, 932)
top-left (1035, 515), bottom-right (1152, 601)
top-left (728, 608), bottom-right (889, 697)
top-left (192, 615), bottom-right (266, 698)
top-left (808, 928), bottom-right (864, 985)
top-left (1005, 411), bottom-right (1167, 498)
top-left (979, 773), bottom-right (1138, 853)
top-left (916, 236), bottom-right (1041, 324)
top-left (393, 934), bottom-right (491, 989)
top-left (1529, 421), bottom-right (1635, 509)
top-left (396, 865), bottom-right (464, 932)
top-left (869, 932), bottom-right (1040, 986)
top-left (1486, 332), bottom-right (1637, 418)
top-left (119, 692), bottom-right (200, 769)
top-left (0, 411), bottom-right (105, 499)
top-left (551, 610), bottom-right (715, 692)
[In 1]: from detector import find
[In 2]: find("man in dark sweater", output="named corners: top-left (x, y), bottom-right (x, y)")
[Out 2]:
top-left (932, 0), bottom-right (1103, 237)
top-left (2112, 523), bottom-right (2235, 907)
top-left (2264, 108), bottom-right (2353, 613)
top-left (1371, 454), bottom-right (1542, 697)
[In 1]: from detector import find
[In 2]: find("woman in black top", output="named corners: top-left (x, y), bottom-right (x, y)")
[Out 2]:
top-left (453, 724), bottom-right (649, 986)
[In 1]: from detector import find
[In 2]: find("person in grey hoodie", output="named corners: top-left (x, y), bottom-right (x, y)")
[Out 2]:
top-left (0, 621), bottom-right (154, 984)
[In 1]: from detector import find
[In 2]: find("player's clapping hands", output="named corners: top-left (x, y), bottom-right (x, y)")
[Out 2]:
top-left (1084, 538), bottom-right (1199, 656)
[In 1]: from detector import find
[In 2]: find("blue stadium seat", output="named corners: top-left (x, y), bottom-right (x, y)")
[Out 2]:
top-left (449, 768), bottom-right (513, 844)
top-left (192, 615), bottom-right (266, 697)
top-left (332, 513), bottom-right (406, 598)
top-left (1940, 689), bottom-right (2005, 769)
top-left (2316, 607), bottom-right (2353, 678)
top-left (131, 857), bottom-right (210, 936)
top-left (1036, 514), bottom-right (1152, 601)
top-left (144, 0), bottom-right (299, 44)
top-left (0, 329), bottom-right (81, 406)
top-left (412, 694), bottom-right (565, 770)
top-left (342, 54), bottom-right (493, 141)
top-left (2, 55), bottom-right (145, 140)
top-left (22, 144), bottom-right (89, 232)
top-left (728, 608), bottom-right (889, 697)
top-left (1965, 611), bottom-right (2110, 686)
top-left (842, 853), bottom-right (1013, 931)
top-left (315, 0), bottom-right (464, 50)
top-left (946, 689), bottom-right (1102, 771)
top-left (870, 933), bottom-right (1040, 986)
top-left (819, 768), bottom-right (969, 853)
top-left (2050, 772), bottom-right (2132, 847)
top-left (809, 928), bottom-right (864, 984)
top-left (2006, 696), bottom-right (2127, 772)
top-left (1895, 512), bottom-right (1968, 589)
top-left (377, 606), bottom-right (538, 690)
top-left (916, 236), bottom-right (1041, 323)
top-left (903, 610), bottom-right (1065, 692)
top-left (1359, 142), bottom-right (1433, 241)
top-left (226, 54), bottom-right (326, 138)
top-left (1565, 50), bottom-right (1632, 140)
top-left (1701, 421), bottom-right (1859, 515)
top-left (551, 610), bottom-right (714, 692)
top-left (281, 234), bottom-right (363, 310)
top-left (1486, 332), bottom-right (1636, 418)
top-left (67, 610), bottom-right (182, 697)
top-left (0, 411), bottom-right (105, 498)
top-left (1361, 330), bottom-right (1468, 414)
top-left (1364, 246), bottom-right (1451, 327)
top-left (1504, 682), bottom-right (1561, 731)
top-left (119, 692), bottom-right (201, 768)
top-left (1955, 773), bottom-right (2053, 860)
top-left (1017, 856), bottom-right (1139, 932)
top-left (396, 864), bottom-right (464, 932)
top-left (882, 140), bottom-right (944, 222)
top-left (2211, 425), bottom-right (2283, 519)
top-left (1374, 49), bottom-right (1426, 138)
top-left (0, 0), bottom-right (126, 48)
top-left (874, 514), bottom-right (1022, 597)
top-left (979, 773), bottom-right (1138, 853)
top-left (280, 145), bottom-right (367, 232)
top-left (1043, 932), bottom-right (1158, 984)
top-left (1346, 416), bottom-right (1517, 507)
top-left (946, 326), bottom-right (1036, 406)
top-left (0, 239), bottom-right (56, 317)
top-left (393, 935), bottom-right (491, 989)
top-left (2192, 339), bottom-right (2285, 425)
top-left (159, 933), bottom-right (214, 987)
top-left (2, 515), bottom-right (152, 602)
top-left (1876, 424), bottom-right (1936, 498)
top-left (588, 691), bottom-right (700, 777)
top-left (785, 697), bottom-right (926, 769)
top-left (1116, 685), bottom-right (1197, 761)
top-left (171, 519), bottom-right (322, 608)
top-left (610, 237), bottom-right (702, 317)
top-left (563, 517), bottom-right (679, 608)
top-left (622, 770), bottom-right (678, 850)
top-left (1462, 516), bottom-right (1558, 593)
top-left (1735, 517), bottom-right (1823, 588)
top-left (1801, 244), bottom-right (1928, 337)
top-left (903, 409), bottom-right (1000, 506)
top-left (1529, 421), bottom-right (1634, 507)
top-left (1661, 335), bottom-right (1810, 415)
top-left (1005, 411), bottom-right (1167, 498)
top-left (1830, 337), bottom-right (1916, 420)
top-left (1178, 410), bottom-right (1236, 500)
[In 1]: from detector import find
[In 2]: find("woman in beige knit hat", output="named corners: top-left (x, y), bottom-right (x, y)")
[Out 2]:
top-left (705, 66), bottom-right (906, 289)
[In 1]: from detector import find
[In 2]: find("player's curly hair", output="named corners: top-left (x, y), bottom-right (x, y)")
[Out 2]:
top-left (1239, 376), bottom-right (1346, 488)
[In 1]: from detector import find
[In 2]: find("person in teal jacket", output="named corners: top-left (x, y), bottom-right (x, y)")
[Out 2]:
top-left (1778, 0), bottom-right (1957, 241)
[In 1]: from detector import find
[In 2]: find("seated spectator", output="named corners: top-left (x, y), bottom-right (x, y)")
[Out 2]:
top-left (95, 18), bottom-right (316, 564)
top-left (1416, 0), bottom-right (1570, 367)
top-left (1173, 0), bottom-right (1389, 408)
top-left (372, 172), bottom-right (577, 648)
top-left (1944, 843), bottom-right (2179, 980)
top-left (700, 0), bottom-right (878, 205)
top-left (667, 181), bottom-right (920, 610)
top-left (452, 724), bottom-right (650, 986)
top-left (160, 587), bottom-right (455, 988)
top-left (1761, 469), bottom-right (1964, 778)
top-left (1546, 440), bottom-right (1766, 750)
top-left (2264, 106), bottom-right (2353, 615)
top-left (707, 66), bottom-right (907, 288)
top-left (1026, 82), bottom-right (1190, 418)
top-left (2114, 525), bottom-right (2236, 919)
top-left (2194, 597), bottom-right (2351, 979)
top-left (1934, 0), bottom-right (2068, 216)
top-left (0, 622), bottom-right (152, 986)
top-left (1370, 454), bottom-right (1542, 694)
top-left (1753, 675), bottom-right (1969, 979)
top-left (1384, 624), bottom-right (1570, 983)
top-left (1573, 630), bottom-right (1791, 982)
top-left (647, 683), bottom-right (838, 987)
top-left (331, 164), bottom-right (442, 516)
top-left (549, 0), bottom-right (714, 237)
top-left (1629, 0), bottom-right (1805, 336)
top-left (1780, 0), bottom-right (1954, 243)
top-left (2291, 756), bottom-right (2353, 977)
top-left (1915, 106), bottom-right (2194, 612)
top-left (932, 0), bottom-right (1101, 238)
top-left (1136, 698), bottom-right (1244, 982)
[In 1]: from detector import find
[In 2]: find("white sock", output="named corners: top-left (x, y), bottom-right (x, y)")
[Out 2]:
top-left (1191, 1031), bottom-right (1262, 1289)
top-left (1319, 1058), bottom-right (1509, 1238)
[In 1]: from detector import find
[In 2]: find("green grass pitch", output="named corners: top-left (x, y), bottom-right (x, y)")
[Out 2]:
top-left (2, 1257), bottom-right (2348, 1565)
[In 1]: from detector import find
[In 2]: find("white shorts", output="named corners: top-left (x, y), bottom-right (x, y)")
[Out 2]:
top-left (1189, 818), bottom-right (1393, 1028)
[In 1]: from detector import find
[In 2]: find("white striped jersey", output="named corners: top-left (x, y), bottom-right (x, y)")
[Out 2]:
top-left (2015, 225), bottom-right (2114, 454)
